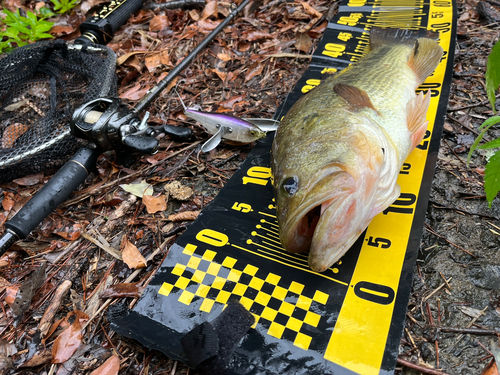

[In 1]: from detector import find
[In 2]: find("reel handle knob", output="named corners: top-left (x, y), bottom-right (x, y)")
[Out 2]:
top-left (123, 135), bottom-right (159, 154)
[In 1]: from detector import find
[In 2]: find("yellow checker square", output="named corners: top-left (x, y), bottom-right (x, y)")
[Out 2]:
top-left (175, 276), bottom-right (190, 290)
top-left (265, 273), bottom-right (281, 285)
top-left (268, 322), bottom-right (285, 339)
top-left (289, 281), bottom-right (304, 295)
top-left (192, 269), bottom-right (206, 283)
top-left (187, 256), bottom-right (202, 269)
top-left (296, 295), bottom-right (312, 310)
top-left (304, 311), bottom-right (321, 327)
top-left (286, 317), bottom-right (303, 332)
top-left (200, 298), bottom-right (215, 313)
top-left (171, 264), bottom-right (185, 276)
top-left (222, 256), bottom-right (237, 268)
top-left (251, 313), bottom-right (259, 328)
top-left (195, 284), bottom-right (210, 298)
top-left (255, 291), bottom-right (271, 306)
top-left (158, 282), bottom-right (173, 297)
top-left (206, 263), bottom-right (221, 276)
top-left (261, 306), bottom-right (278, 321)
top-left (313, 290), bottom-right (329, 305)
top-left (239, 296), bottom-right (254, 310)
top-left (202, 250), bottom-right (217, 261)
top-left (279, 301), bottom-right (295, 316)
top-left (216, 290), bottom-right (231, 304)
top-left (249, 277), bottom-right (265, 290)
top-left (178, 290), bottom-right (195, 305)
top-left (294, 332), bottom-right (312, 350)
top-left (183, 244), bottom-right (196, 255)
top-left (272, 286), bottom-right (288, 300)
top-left (212, 276), bottom-right (226, 289)
top-left (243, 264), bottom-right (259, 276)
top-left (232, 283), bottom-right (248, 296)
top-left (227, 269), bottom-right (242, 282)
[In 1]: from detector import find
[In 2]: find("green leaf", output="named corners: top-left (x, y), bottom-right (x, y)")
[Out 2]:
top-left (467, 116), bottom-right (500, 166)
top-left (484, 150), bottom-right (500, 207)
top-left (479, 138), bottom-right (500, 150)
top-left (486, 39), bottom-right (500, 114)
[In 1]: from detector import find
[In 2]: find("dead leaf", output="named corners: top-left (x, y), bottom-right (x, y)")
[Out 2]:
top-left (1, 123), bottom-right (28, 148)
top-left (51, 310), bottom-right (88, 363)
top-left (164, 181), bottom-right (193, 201)
top-left (0, 251), bottom-right (20, 268)
top-left (0, 339), bottom-right (17, 357)
top-left (120, 84), bottom-right (149, 101)
top-left (50, 25), bottom-right (76, 36)
top-left (143, 194), bottom-right (167, 214)
top-left (121, 239), bottom-right (147, 269)
top-left (300, 1), bottom-right (322, 17)
top-left (150, 14), bottom-right (170, 31)
top-left (89, 355), bottom-right (121, 375)
top-left (5, 286), bottom-right (19, 306)
top-left (2, 192), bottom-right (15, 211)
top-left (245, 62), bottom-right (264, 82)
top-left (481, 359), bottom-right (499, 375)
top-left (217, 53), bottom-right (232, 61)
top-left (295, 32), bottom-right (312, 53)
top-left (117, 51), bottom-right (147, 66)
top-left (11, 263), bottom-right (47, 323)
top-left (19, 349), bottom-right (52, 367)
top-left (218, 94), bottom-right (245, 109)
top-left (0, 277), bottom-right (12, 294)
top-left (188, 8), bottom-right (200, 21)
top-left (211, 69), bottom-right (227, 81)
top-left (244, 31), bottom-right (273, 41)
top-left (100, 283), bottom-right (145, 299)
top-left (168, 211), bottom-right (200, 221)
top-left (120, 180), bottom-right (153, 198)
top-left (200, 0), bottom-right (218, 20)
top-left (12, 172), bottom-right (44, 186)
top-left (145, 51), bottom-right (172, 73)
top-left (54, 223), bottom-right (82, 241)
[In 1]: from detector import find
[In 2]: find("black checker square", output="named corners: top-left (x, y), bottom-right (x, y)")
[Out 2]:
top-left (274, 312), bottom-right (289, 326)
top-left (291, 307), bottom-right (307, 321)
top-left (267, 296), bottom-right (282, 310)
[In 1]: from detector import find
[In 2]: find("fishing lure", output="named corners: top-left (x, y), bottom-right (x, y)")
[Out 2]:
top-left (176, 92), bottom-right (279, 152)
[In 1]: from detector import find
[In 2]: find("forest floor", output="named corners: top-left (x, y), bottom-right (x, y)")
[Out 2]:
top-left (0, 0), bottom-right (500, 373)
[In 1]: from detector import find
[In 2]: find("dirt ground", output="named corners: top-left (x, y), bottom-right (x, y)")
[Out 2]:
top-left (0, 0), bottom-right (499, 373)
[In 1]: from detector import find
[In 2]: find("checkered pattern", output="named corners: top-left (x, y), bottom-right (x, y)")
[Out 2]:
top-left (158, 244), bottom-right (329, 350)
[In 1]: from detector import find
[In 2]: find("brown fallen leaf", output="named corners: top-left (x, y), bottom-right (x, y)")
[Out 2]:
top-left (164, 181), bottom-right (193, 201)
top-left (244, 62), bottom-right (264, 82)
top-left (121, 239), bottom-right (147, 269)
top-left (0, 251), bottom-right (20, 268)
top-left (143, 194), bottom-right (167, 214)
top-left (11, 263), bottom-right (47, 323)
top-left (52, 310), bottom-right (88, 364)
top-left (149, 14), bottom-right (170, 31)
top-left (117, 51), bottom-right (147, 66)
top-left (211, 68), bottom-right (227, 81)
top-left (12, 172), bottom-right (44, 186)
top-left (481, 359), bottom-right (499, 375)
top-left (100, 283), bottom-right (145, 299)
top-left (0, 277), bottom-right (11, 294)
top-left (1, 123), bottom-right (28, 148)
top-left (50, 25), bottom-right (76, 36)
top-left (0, 339), bottom-right (17, 357)
top-left (218, 94), bottom-right (245, 109)
top-left (200, 0), bottom-right (218, 20)
top-left (2, 192), bottom-right (15, 211)
top-left (145, 51), bottom-right (172, 73)
top-left (168, 211), bottom-right (200, 222)
top-left (54, 223), bottom-right (82, 241)
top-left (119, 84), bottom-right (149, 101)
top-left (295, 32), bottom-right (312, 53)
top-left (300, 1), bottom-right (322, 17)
top-left (89, 355), bottom-right (121, 375)
top-left (19, 349), bottom-right (52, 367)
top-left (5, 285), bottom-right (19, 306)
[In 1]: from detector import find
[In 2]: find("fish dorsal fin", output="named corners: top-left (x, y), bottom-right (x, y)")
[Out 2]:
top-left (407, 91), bottom-right (431, 149)
top-left (333, 83), bottom-right (379, 114)
top-left (408, 37), bottom-right (444, 84)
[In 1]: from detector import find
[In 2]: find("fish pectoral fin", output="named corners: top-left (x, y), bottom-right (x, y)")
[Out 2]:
top-left (407, 91), bottom-right (431, 149)
top-left (408, 37), bottom-right (444, 84)
top-left (333, 83), bottom-right (380, 115)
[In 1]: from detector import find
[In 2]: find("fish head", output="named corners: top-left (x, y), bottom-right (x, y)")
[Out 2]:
top-left (272, 124), bottom-right (387, 273)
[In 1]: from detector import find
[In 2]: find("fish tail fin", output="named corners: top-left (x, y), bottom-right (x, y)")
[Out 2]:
top-left (407, 37), bottom-right (444, 83)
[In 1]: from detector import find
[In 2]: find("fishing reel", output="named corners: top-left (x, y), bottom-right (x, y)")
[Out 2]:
top-left (70, 97), bottom-right (159, 154)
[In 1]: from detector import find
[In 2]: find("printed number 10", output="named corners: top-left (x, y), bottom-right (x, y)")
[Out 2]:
top-left (242, 166), bottom-right (272, 186)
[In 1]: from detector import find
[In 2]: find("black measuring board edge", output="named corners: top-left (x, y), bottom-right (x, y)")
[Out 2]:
top-left (109, 0), bottom-right (457, 373)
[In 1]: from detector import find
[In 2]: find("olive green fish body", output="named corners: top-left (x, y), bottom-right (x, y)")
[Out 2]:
top-left (271, 28), bottom-right (443, 272)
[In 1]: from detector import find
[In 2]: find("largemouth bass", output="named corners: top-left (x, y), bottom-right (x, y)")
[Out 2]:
top-left (271, 28), bottom-right (443, 273)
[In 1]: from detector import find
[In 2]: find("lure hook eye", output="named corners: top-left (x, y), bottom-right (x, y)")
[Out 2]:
top-left (281, 176), bottom-right (299, 196)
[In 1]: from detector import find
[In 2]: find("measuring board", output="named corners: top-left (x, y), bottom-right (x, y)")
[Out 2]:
top-left (109, 0), bottom-right (457, 373)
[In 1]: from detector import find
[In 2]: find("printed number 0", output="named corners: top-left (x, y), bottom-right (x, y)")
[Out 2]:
top-left (196, 229), bottom-right (228, 247)
top-left (354, 281), bottom-right (395, 305)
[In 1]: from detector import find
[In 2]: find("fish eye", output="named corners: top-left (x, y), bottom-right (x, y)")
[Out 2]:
top-left (281, 176), bottom-right (299, 196)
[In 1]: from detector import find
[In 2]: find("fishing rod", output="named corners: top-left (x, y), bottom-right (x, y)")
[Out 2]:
top-left (0, 0), bottom-right (251, 255)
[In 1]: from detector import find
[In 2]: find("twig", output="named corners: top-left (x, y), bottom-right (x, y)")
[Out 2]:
top-left (422, 277), bottom-right (452, 304)
top-left (447, 93), bottom-right (500, 112)
top-left (439, 326), bottom-right (500, 336)
top-left (80, 231), bottom-right (122, 260)
top-left (396, 358), bottom-right (451, 375)
top-left (38, 280), bottom-right (72, 338)
top-left (424, 225), bottom-right (476, 258)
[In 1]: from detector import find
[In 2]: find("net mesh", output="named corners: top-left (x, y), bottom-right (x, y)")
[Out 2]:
top-left (0, 40), bottom-right (117, 182)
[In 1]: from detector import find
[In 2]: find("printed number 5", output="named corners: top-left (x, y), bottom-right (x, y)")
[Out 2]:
top-left (232, 202), bottom-right (252, 213)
